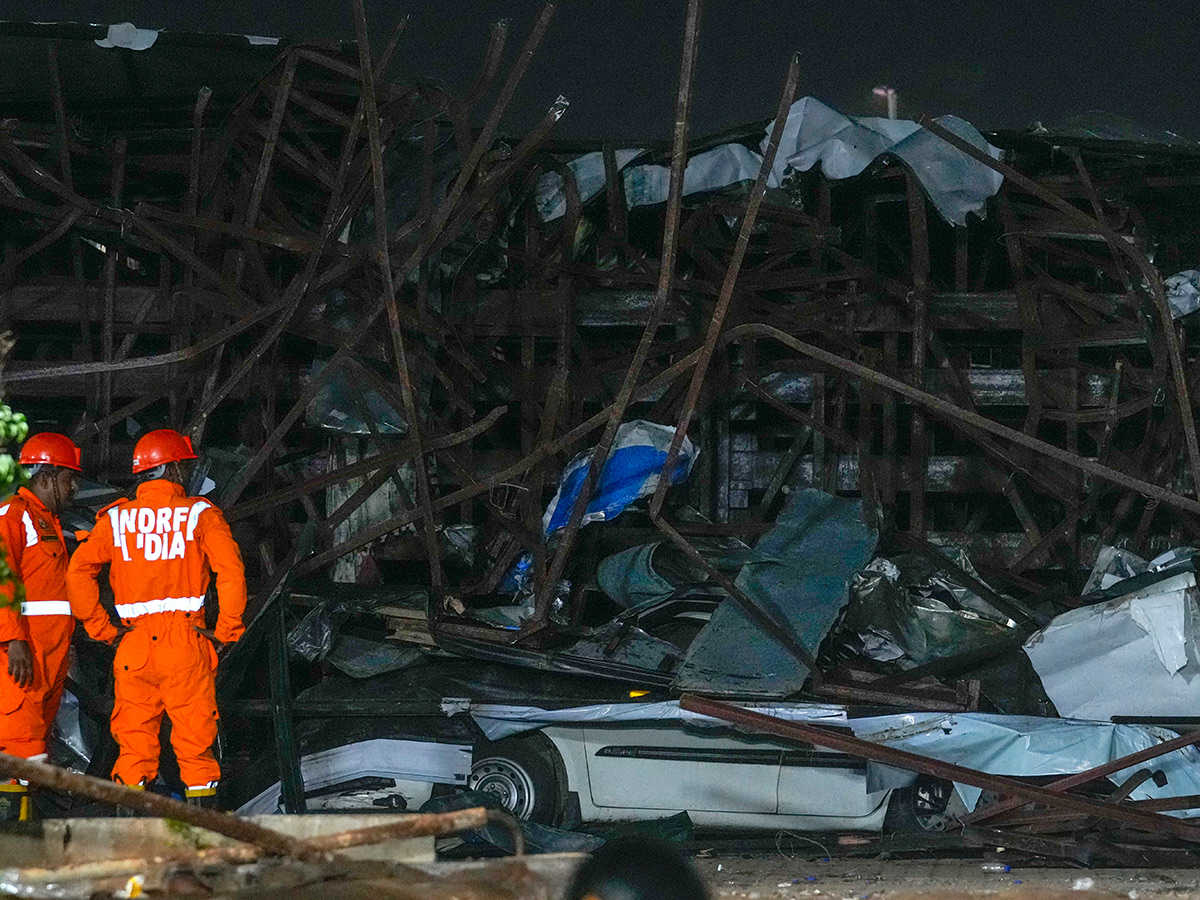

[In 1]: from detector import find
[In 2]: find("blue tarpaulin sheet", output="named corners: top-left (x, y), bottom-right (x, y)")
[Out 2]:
top-left (543, 420), bottom-right (696, 535)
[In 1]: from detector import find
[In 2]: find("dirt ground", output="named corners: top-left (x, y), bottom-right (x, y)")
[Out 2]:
top-left (694, 857), bottom-right (1200, 900)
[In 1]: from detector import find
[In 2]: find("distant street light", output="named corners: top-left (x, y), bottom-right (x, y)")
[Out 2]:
top-left (872, 85), bottom-right (898, 119)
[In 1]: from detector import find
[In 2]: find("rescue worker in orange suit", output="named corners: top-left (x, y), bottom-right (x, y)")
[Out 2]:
top-left (67, 429), bottom-right (247, 808)
top-left (0, 433), bottom-right (82, 821)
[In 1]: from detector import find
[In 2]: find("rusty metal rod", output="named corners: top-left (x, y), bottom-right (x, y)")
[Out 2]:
top-left (352, 0), bottom-right (445, 595)
top-left (649, 50), bottom-right (801, 519)
top-left (727, 323), bottom-right (1200, 516)
top-left (0, 752), bottom-right (301, 856)
top-left (533, 0), bottom-right (704, 629)
top-left (961, 728), bottom-right (1200, 825)
top-left (919, 114), bottom-right (1200, 501)
top-left (224, 6), bottom-right (555, 507)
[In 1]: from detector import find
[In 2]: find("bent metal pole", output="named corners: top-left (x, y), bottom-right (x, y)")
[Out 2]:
top-left (0, 752), bottom-right (300, 856)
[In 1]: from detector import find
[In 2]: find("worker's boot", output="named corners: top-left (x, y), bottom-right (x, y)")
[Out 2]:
top-left (0, 782), bottom-right (31, 823)
top-left (185, 783), bottom-right (219, 810)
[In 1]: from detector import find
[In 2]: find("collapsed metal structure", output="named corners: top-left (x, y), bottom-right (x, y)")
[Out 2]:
top-left (6, 0), bottom-right (1200, 866)
top-left (6, 6), bottom-right (1200, 615)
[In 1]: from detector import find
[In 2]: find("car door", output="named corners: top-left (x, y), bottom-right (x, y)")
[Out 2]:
top-left (775, 738), bottom-right (881, 817)
top-left (583, 722), bottom-right (779, 813)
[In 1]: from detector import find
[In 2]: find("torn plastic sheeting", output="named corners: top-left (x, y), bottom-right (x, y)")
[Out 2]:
top-left (95, 22), bottom-right (159, 50)
top-left (764, 98), bottom-right (1003, 225)
top-left (1166, 270), bottom-right (1200, 318)
top-left (909, 547), bottom-right (1015, 627)
top-left (1024, 569), bottom-right (1200, 720)
top-left (305, 362), bottom-right (407, 435)
top-left (288, 584), bottom-right (429, 663)
top-left (597, 540), bottom-right (731, 609)
top-left (1081, 548), bottom-right (1198, 604)
top-left (50, 689), bottom-right (92, 768)
top-left (1083, 545), bottom-right (1150, 594)
top-left (470, 699), bottom-right (847, 741)
top-left (543, 420), bottom-right (696, 534)
top-left (672, 489), bottom-right (878, 697)
top-left (325, 634), bottom-right (424, 679)
top-left (538, 96), bottom-right (1002, 226)
top-left (843, 552), bottom-right (1016, 668)
top-left (535, 147), bottom-right (648, 220)
top-left (849, 711), bottom-right (1200, 817)
top-left (536, 144), bottom-right (757, 222)
top-left (623, 143), bottom-right (765, 208)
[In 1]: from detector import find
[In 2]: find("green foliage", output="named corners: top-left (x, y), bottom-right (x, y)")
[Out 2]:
top-left (0, 401), bottom-right (26, 612)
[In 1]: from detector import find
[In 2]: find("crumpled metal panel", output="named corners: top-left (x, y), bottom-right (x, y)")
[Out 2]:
top-left (850, 711), bottom-right (1200, 816)
top-left (672, 488), bottom-right (877, 696)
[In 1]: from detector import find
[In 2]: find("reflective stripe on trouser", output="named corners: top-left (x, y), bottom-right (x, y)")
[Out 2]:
top-left (0, 782), bottom-right (30, 822)
top-left (111, 628), bottom-right (220, 789)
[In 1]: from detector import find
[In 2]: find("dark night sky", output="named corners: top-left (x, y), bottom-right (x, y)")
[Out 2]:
top-left (3, 1), bottom-right (1197, 142)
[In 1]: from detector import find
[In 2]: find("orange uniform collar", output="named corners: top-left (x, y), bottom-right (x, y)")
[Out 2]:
top-left (135, 480), bottom-right (188, 501)
top-left (16, 486), bottom-right (54, 519)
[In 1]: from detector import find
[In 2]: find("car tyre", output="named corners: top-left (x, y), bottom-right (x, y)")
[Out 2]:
top-left (468, 732), bottom-right (567, 826)
top-left (884, 776), bottom-right (959, 833)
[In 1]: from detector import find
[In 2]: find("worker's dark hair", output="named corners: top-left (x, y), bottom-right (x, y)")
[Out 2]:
top-left (567, 837), bottom-right (709, 900)
top-left (25, 463), bottom-right (69, 481)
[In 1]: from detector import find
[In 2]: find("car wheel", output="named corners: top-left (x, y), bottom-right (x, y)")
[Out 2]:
top-left (884, 776), bottom-right (960, 833)
top-left (468, 733), bottom-right (567, 826)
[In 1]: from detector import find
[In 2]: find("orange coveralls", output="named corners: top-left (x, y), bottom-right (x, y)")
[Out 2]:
top-left (67, 480), bottom-right (247, 795)
top-left (0, 487), bottom-right (74, 761)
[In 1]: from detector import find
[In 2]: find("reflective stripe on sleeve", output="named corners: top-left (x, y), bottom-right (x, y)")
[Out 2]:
top-left (108, 507), bottom-right (132, 562)
top-left (114, 595), bottom-right (206, 618)
top-left (186, 501), bottom-right (212, 541)
top-left (20, 600), bottom-right (72, 616)
top-left (20, 511), bottom-right (36, 548)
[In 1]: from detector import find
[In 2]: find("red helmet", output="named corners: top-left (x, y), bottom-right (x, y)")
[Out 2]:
top-left (132, 429), bottom-right (198, 474)
top-left (19, 433), bottom-right (82, 472)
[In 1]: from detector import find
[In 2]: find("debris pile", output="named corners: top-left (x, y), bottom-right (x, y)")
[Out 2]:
top-left (8, 0), bottom-right (1200, 875)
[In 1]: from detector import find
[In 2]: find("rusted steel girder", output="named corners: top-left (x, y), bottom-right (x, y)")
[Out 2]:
top-left (919, 115), bottom-right (1200, 502)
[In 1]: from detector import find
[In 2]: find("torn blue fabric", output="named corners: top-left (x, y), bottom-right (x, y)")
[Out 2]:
top-left (543, 420), bottom-right (696, 535)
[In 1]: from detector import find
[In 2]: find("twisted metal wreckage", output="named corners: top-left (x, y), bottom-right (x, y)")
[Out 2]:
top-left (7, 0), bottom-right (1200, 869)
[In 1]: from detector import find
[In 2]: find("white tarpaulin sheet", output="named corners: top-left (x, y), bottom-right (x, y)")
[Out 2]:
top-left (236, 737), bottom-right (471, 816)
top-left (470, 700), bottom-right (847, 741)
top-left (1023, 571), bottom-right (1200, 720)
top-left (849, 711), bottom-right (1200, 815)
top-left (1166, 270), bottom-right (1200, 318)
top-left (536, 96), bottom-right (1002, 226)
